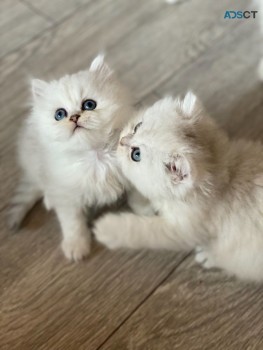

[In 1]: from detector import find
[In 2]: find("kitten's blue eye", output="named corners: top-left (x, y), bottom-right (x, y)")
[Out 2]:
top-left (82, 99), bottom-right (97, 111)
top-left (131, 147), bottom-right (141, 162)
top-left (55, 108), bottom-right (67, 121)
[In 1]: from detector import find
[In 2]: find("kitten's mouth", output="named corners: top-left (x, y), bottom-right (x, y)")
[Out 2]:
top-left (73, 125), bottom-right (83, 132)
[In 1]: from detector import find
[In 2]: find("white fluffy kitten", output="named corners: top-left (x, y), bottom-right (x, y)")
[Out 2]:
top-left (9, 55), bottom-right (134, 261)
top-left (95, 92), bottom-right (263, 282)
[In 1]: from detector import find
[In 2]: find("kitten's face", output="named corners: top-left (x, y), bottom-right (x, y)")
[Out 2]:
top-left (117, 93), bottom-right (206, 200)
top-left (31, 55), bottom-right (131, 149)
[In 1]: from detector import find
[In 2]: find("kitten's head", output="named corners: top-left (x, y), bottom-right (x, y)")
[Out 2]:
top-left (31, 55), bottom-right (132, 150)
top-left (118, 92), bottom-right (219, 200)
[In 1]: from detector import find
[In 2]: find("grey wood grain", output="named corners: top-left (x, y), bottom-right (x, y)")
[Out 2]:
top-left (115, 0), bottom-right (249, 101)
top-left (0, 0), bottom-right (51, 58)
top-left (100, 255), bottom-right (263, 350)
top-left (155, 18), bottom-right (262, 137)
top-left (23, 0), bottom-right (93, 22)
top-left (0, 201), bottom-right (186, 349)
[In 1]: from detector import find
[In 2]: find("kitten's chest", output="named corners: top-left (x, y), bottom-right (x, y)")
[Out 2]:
top-left (57, 150), bottom-right (125, 206)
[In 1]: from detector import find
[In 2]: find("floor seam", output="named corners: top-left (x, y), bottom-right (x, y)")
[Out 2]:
top-left (20, 0), bottom-right (54, 24)
top-left (95, 252), bottom-right (192, 350)
top-left (150, 21), bottom-right (245, 100)
top-left (0, 0), bottom-right (92, 61)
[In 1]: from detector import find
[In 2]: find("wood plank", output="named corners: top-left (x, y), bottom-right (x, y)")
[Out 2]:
top-left (23, 0), bottom-right (93, 23)
top-left (0, 203), bottom-right (186, 349)
top-left (100, 255), bottom-right (263, 350)
top-left (232, 99), bottom-right (263, 141)
top-left (116, 0), bottom-right (249, 100)
top-left (155, 18), bottom-right (261, 134)
top-left (0, 0), bottom-right (51, 58)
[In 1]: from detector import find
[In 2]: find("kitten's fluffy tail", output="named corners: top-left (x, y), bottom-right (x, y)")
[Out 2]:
top-left (8, 178), bottom-right (42, 230)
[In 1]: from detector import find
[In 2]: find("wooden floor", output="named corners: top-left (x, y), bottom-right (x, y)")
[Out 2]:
top-left (1, 0), bottom-right (263, 349)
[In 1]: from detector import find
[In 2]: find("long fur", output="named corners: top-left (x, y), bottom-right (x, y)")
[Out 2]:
top-left (95, 92), bottom-right (263, 282)
top-left (9, 55), bottom-right (134, 261)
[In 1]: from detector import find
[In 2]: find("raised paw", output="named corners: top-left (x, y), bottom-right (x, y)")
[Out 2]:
top-left (195, 246), bottom-right (215, 269)
top-left (94, 214), bottom-right (124, 250)
top-left (62, 234), bottom-right (91, 261)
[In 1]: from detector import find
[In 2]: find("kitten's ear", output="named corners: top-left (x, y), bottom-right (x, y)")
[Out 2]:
top-left (89, 54), bottom-right (113, 77)
top-left (31, 79), bottom-right (48, 98)
top-left (165, 154), bottom-right (191, 183)
top-left (180, 91), bottom-right (203, 117)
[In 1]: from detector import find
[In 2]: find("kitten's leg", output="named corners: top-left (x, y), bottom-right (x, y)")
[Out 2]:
top-left (55, 205), bottom-right (91, 261)
top-left (8, 177), bottom-right (42, 230)
top-left (196, 239), bottom-right (263, 281)
top-left (94, 212), bottom-right (191, 251)
top-left (127, 189), bottom-right (155, 216)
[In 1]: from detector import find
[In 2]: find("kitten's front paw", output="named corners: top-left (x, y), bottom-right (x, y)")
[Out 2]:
top-left (94, 214), bottom-right (124, 250)
top-left (195, 246), bottom-right (215, 269)
top-left (62, 234), bottom-right (91, 261)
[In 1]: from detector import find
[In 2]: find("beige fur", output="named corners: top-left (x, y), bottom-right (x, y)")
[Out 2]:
top-left (95, 92), bottom-right (263, 282)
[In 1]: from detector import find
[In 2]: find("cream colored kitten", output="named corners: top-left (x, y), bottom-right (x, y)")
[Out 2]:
top-left (9, 55), bottom-right (136, 261)
top-left (95, 92), bottom-right (263, 282)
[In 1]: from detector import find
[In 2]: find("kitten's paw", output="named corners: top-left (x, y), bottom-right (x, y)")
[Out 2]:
top-left (62, 235), bottom-right (91, 261)
top-left (195, 246), bottom-right (215, 269)
top-left (94, 214), bottom-right (124, 250)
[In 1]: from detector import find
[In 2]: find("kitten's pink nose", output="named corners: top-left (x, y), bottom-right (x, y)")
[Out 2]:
top-left (70, 114), bottom-right (80, 123)
top-left (120, 135), bottom-right (132, 146)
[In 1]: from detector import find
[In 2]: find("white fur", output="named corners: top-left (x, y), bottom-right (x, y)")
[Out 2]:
top-left (95, 93), bottom-right (263, 282)
top-left (180, 91), bottom-right (197, 116)
top-left (9, 56), bottom-right (134, 261)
